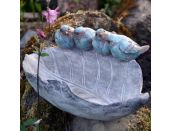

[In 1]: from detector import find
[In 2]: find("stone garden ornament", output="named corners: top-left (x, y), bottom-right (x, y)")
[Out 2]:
top-left (73, 26), bottom-right (95, 51)
top-left (93, 28), bottom-right (150, 61)
top-left (23, 25), bottom-right (150, 121)
top-left (55, 25), bottom-right (75, 48)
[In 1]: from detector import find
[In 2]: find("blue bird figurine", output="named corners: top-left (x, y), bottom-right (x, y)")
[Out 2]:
top-left (92, 28), bottom-right (112, 55)
top-left (97, 29), bottom-right (150, 61)
top-left (74, 26), bottom-right (95, 51)
top-left (55, 25), bottom-right (75, 48)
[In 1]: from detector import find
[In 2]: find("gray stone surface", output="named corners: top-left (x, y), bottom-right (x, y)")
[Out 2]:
top-left (23, 47), bottom-right (149, 121)
top-left (20, 30), bottom-right (36, 48)
top-left (57, 0), bottom-right (98, 13)
top-left (72, 115), bottom-right (134, 131)
top-left (124, 0), bottom-right (151, 32)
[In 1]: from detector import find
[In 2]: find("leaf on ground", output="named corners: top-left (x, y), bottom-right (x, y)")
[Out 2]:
top-left (20, 118), bottom-right (37, 131)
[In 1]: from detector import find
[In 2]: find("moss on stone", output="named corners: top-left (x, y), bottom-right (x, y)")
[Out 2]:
top-left (20, 81), bottom-right (72, 131)
top-left (128, 106), bottom-right (151, 131)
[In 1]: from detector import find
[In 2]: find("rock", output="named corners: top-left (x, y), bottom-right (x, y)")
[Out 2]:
top-left (72, 106), bottom-right (150, 131)
top-left (72, 116), bottom-right (132, 131)
top-left (57, 0), bottom-right (98, 13)
top-left (124, 0), bottom-right (151, 32)
top-left (20, 30), bottom-right (37, 48)
top-left (44, 10), bottom-right (116, 35)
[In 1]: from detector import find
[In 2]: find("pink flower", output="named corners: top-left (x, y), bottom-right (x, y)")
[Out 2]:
top-left (42, 7), bottom-right (60, 24)
top-left (36, 29), bottom-right (46, 38)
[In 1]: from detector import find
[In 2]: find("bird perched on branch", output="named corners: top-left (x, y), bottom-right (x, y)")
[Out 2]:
top-left (74, 26), bottom-right (95, 51)
top-left (55, 25), bottom-right (75, 48)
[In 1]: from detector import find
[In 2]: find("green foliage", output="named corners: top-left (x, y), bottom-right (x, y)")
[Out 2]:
top-left (30, 0), bottom-right (42, 18)
top-left (20, 0), bottom-right (26, 20)
top-left (32, 42), bottom-right (49, 57)
top-left (20, 0), bottom-right (25, 11)
top-left (30, 0), bottom-right (42, 14)
top-left (20, 0), bottom-right (42, 19)
top-left (20, 118), bottom-right (37, 131)
top-left (40, 52), bottom-right (49, 57)
top-left (35, 2), bottom-right (42, 13)
top-left (100, 0), bottom-right (122, 17)
top-left (33, 49), bottom-right (49, 57)
top-left (73, 0), bottom-right (81, 3)
top-left (29, 0), bottom-right (35, 15)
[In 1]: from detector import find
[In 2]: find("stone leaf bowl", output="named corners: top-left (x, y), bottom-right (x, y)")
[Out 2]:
top-left (23, 46), bottom-right (149, 121)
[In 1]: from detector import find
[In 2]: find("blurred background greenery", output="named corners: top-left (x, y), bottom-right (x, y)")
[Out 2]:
top-left (20, 0), bottom-right (126, 20)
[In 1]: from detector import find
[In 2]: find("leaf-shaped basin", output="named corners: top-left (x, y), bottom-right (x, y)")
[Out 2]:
top-left (23, 47), bottom-right (149, 121)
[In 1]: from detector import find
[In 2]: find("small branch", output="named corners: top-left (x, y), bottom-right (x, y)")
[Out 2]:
top-left (37, 50), bottom-right (41, 131)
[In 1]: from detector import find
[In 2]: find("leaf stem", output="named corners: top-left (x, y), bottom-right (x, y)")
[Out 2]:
top-left (37, 49), bottom-right (41, 131)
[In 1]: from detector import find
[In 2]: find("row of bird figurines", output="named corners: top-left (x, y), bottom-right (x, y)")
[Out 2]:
top-left (54, 25), bottom-right (150, 61)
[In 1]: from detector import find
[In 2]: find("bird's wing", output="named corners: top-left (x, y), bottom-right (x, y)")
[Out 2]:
top-left (107, 34), bottom-right (120, 46)
top-left (119, 35), bottom-right (139, 45)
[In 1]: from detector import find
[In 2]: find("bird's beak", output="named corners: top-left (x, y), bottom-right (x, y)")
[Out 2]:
top-left (64, 31), bottom-right (69, 35)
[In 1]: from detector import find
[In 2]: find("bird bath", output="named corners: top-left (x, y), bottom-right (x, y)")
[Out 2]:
top-left (23, 46), bottom-right (149, 121)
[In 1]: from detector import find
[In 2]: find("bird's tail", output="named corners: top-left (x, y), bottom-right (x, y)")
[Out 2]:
top-left (139, 45), bottom-right (150, 54)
